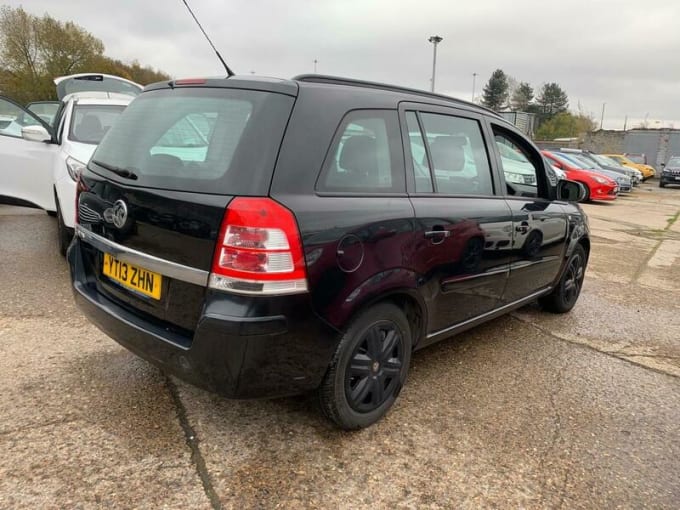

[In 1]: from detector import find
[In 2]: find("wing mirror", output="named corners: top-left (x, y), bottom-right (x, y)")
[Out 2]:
top-left (557, 179), bottom-right (587, 202)
top-left (21, 125), bottom-right (51, 143)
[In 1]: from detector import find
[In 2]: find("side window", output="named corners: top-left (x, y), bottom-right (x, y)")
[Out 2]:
top-left (418, 112), bottom-right (494, 196)
top-left (317, 110), bottom-right (405, 193)
top-left (493, 129), bottom-right (543, 197)
top-left (405, 111), bottom-right (433, 193)
top-left (0, 98), bottom-right (45, 138)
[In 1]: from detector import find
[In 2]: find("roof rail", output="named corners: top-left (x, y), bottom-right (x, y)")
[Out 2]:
top-left (292, 74), bottom-right (501, 118)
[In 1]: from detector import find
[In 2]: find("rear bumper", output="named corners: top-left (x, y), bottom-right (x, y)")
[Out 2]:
top-left (68, 238), bottom-right (339, 398)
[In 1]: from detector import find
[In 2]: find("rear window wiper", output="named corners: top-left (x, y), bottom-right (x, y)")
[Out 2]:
top-left (92, 160), bottom-right (139, 180)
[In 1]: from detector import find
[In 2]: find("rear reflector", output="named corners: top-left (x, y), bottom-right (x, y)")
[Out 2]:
top-left (209, 198), bottom-right (308, 295)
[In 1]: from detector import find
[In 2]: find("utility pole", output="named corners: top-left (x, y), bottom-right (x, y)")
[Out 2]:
top-left (623, 115), bottom-right (628, 131)
top-left (600, 102), bottom-right (606, 130)
top-left (428, 35), bottom-right (443, 92)
top-left (472, 72), bottom-right (477, 102)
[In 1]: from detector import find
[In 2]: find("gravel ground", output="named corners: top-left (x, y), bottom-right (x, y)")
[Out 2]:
top-left (1, 182), bottom-right (678, 509)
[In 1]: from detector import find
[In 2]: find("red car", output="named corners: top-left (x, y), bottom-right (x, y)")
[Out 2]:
top-left (542, 150), bottom-right (618, 201)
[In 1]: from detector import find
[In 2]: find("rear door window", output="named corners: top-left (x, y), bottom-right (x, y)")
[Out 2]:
top-left (405, 111), bottom-right (434, 193)
top-left (416, 112), bottom-right (494, 196)
top-left (89, 88), bottom-right (294, 195)
top-left (317, 110), bottom-right (405, 193)
top-left (69, 104), bottom-right (126, 144)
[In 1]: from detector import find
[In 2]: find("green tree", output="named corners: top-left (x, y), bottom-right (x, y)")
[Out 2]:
top-left (0, 6), bottom-right (169, 103)
top-left (481, 69), bottom-right (509, 112)
top-left (511, 82), bottom-right (534, 111)
top-left (535, 112), bottom-right (596, 140)
top-left (90, 56), bottom-right (170, 85)
top-left (536, 82), bottom-right (569, 117)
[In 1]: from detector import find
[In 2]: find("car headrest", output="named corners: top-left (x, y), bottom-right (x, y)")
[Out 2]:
top-left (429, 135), bottom-right (466, 172)
top-left (76, 114), bottom-right (103, 141)
top-left (339, 136), bottom-right (378, 177)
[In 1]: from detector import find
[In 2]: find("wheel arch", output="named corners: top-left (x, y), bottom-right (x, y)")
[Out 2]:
top-left (337, 286), bottom-right (428, 350)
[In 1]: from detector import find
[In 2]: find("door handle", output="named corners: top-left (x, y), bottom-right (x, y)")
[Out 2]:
top-left (424, 230), bottom-right (451, 238)
top-left (424, 229), bottom-right (450, 245)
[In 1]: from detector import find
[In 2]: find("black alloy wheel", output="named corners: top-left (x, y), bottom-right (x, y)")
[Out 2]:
top-left (539, 244), bottom-right (586, 313)
top-left (562, 251), bottom-right (585, 306)
top-left (319, 302), bottom-right (412, 429)
top-left (345, 321), bottom-right (404, 413)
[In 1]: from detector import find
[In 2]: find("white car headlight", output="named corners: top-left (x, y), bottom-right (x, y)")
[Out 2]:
top-left (504, 172), bottom-right (535, 184)
top-left (504, 172), bottom-right (524, 184)
top-left (593, 176), bottom-right (608, 184)
top-left (65, 157), bottom-right (86, 181)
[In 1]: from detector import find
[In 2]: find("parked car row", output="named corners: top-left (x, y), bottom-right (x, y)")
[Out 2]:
top-left (0, 73), bottom-right (142, 253)
top-left (541, 147), bottom-right (663, 201)
top-left (607, 153), bottom-right (657, 180)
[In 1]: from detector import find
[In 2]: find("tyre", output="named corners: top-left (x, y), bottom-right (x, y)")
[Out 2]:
top-left (318, 302), bottom-right (412, 430)
top-left (46, 210), bottom-right (57, 217)
top-left (659, 181), bottom-right (665, 188)
top-left (577, 182), bottom-right (590, 202)
top-left (55, 196), bottom-right (72, 257)
top-left (539, 244), bottom-right (586, 314)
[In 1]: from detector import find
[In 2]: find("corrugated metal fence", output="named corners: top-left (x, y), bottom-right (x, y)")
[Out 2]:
top-left (580, 129), bottom-right (680, 169)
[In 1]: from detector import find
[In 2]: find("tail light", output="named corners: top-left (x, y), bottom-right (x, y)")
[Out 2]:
top-left (209, 197), bottom-right (308, 295)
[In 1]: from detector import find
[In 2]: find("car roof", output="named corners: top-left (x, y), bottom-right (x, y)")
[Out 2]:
top-left (144, 73), bottom-right (505, 120)
top-left (293, 74), bottom-right (502, 117)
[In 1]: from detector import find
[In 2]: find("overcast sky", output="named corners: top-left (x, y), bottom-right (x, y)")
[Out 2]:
top-left (8, 0), bottom-right (680, 129)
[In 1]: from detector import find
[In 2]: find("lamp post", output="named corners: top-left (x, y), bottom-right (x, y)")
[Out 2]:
top-left (428, 35), bottom-right (443, 92)
top-left (472, 72), bottom-right (477, 102)
top-left (600, 102), bottom-right (606, 130)
top-left (314, 59), bottom-right (318, 73)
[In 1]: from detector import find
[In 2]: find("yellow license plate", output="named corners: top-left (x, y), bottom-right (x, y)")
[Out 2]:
top-left (102, 253), bottom-right (162, 300)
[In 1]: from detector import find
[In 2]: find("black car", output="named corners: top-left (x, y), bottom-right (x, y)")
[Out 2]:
top-left (68, 74), bottom-right (589, 429)
top-left (660, 156), bottom-right (680, 188)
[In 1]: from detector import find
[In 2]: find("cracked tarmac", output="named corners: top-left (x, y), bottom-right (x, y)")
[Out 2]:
top-left (1, 182), bottom-right (678, 508)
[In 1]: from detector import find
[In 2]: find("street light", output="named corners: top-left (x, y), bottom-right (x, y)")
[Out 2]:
top-left (314, 59), bottom-right (318, 73)
top-left (472, 72), bottom-right (477, 102)
top-left (428, 35), bottom-right (443, 92)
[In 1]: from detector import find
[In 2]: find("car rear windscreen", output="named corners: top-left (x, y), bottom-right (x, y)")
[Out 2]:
top-left (70, 104), bottom-right (126, 144)
top-left (89, 87), bottom-right (295, 195)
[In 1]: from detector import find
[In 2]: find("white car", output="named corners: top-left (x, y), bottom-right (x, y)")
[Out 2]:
top-left (0, 73), bottom-right (142, 254)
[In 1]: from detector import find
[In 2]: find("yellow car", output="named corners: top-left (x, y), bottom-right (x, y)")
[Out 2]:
top-left (603, 154), bottom-right (656, 180)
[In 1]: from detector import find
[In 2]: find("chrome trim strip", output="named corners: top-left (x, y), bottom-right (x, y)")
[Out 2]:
top-left (76, 225), bottom-right (209, 287)
top-left (509, 256), bottom-right (560, 271)
top-left (442, 266), bottom-right (510, 285)
top-left (426, 287), bottom-right (551, 340)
